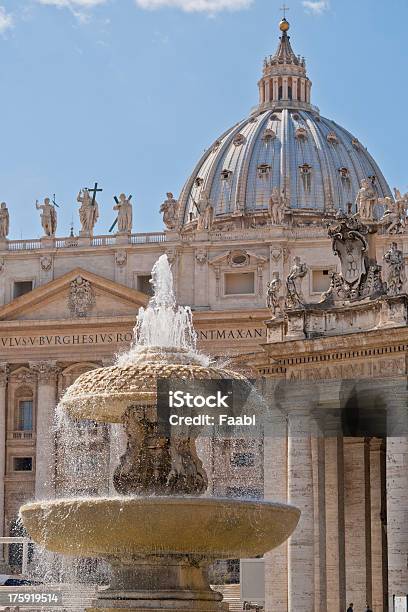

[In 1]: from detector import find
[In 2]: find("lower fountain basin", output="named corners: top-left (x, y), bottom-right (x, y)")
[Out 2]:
top-left (20, 496), bottom-right (300, 559)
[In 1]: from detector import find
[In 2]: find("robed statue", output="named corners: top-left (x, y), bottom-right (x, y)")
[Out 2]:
top-left (114, 193), bottom-right (133, 233)
top-left (196, 189), bottom-right (214, 232)
top-left (356, 178), bottom-right (377, 220)
top-left (160, 193), bottom-right (179, 231)
top-left (0, 202), bottom-right (9, 239)
top-left (77, 188), bottom-right (99, 235)
top-left (267, 272), bottom-right (283, 318)
top-left (269, 187), bottom-right (286, 225)
top-left (384, 242), bottom-right (405, 296)
top-left (36, 198), bottom-right (57, 237)
top-left (286, 256), bottom-right (308, 309)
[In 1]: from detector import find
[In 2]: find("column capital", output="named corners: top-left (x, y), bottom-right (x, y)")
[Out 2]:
top-left (30, 361), bottom-right (60, 384)
top-left (0, 363), bottom-right (8, 388)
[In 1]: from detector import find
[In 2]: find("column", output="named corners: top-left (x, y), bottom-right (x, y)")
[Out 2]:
top-left (265, 79), bottom-right (270, 103)
top-left (258, 81), bottom-right (264, 104)
top-left (300, 79), bottom-right (306, 102)
top-left (0, 364), bottom-right (8, 544)
top-left (273, 77), bottom-right (279, 101)
top-left (325, 436), bottom-right (346, 611)
top-left (283, 77), bottom-right (288, 100)
top-left (292, 77), bottom-right (298, 101)
top-left (370, 438), bottom-right (386, 611)
top-left (264, 402), bottom-right (289, 610)
top-left (30, 362), bottom-right (59, 500)
top-left (288, 408), bottom-right (314, 611)
top-left (386, 379), bottom-right (408, 603)
top-left (306, 81), bottom-right (312, 103)
top-left (344, 438), bottom-right (372, 610)
top-left (311, 432), bottom-right (327, 611)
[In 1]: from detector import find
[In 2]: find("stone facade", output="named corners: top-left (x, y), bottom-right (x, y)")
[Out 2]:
top-left (0, 15), bottom-right (406, 612)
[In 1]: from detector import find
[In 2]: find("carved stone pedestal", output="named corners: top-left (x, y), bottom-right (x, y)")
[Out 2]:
top-left (78, 234), bottom-right (92, 246)
top-left (40, 236), bottom-right (55, 249)
top-left (88, 556), bottom-right (228, 612)
top-left (115, 233), bottom-right (130, 245)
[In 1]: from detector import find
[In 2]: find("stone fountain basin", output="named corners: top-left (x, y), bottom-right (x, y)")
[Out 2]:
top-left (20, 496), bottom-right (300, 559)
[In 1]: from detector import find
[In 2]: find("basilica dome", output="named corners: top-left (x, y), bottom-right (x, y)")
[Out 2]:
top-left (178, 19), bottom-right (391, 229)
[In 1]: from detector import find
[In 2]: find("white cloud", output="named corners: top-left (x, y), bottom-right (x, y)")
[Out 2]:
top-left (302, 0), bottom-right (329, 15)
top-left (37, 0), bottom-right (107, 6)
top-left (0, 6), bottom-right (13, 33)
top-left (36, 0), bottom-right (108, 22)
top-left (135, 0), bottom-right (253, 13)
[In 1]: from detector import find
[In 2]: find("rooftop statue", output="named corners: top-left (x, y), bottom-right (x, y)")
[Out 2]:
top-left (114, 193), bottom-right (133, 234)
top-left (285, 256), bottom-right (308, 309)
top-left (36, 197), bottom-right (57, 237)
top-left (196, 189), bottom-right (214, 231)
top-left (383, 242), bottom-right (405, 296)
top-left (0, 202), bottom-right (9, 239)
top-left (77, 188), bottom-right (99, 236)
top-left (356, 179), bottom-right (378, 221)
top-left (160, 192), bottom-right (179, 231)
top-left (267, 271), bottom-right (283, 318)
top-left (379, 188), bottom-right (408, 234)
top-left (269, 187), bottom-right (286, 225)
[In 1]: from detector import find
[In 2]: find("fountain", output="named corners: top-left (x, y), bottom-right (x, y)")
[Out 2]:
top-left (20, 255), bottom-right (300, 611)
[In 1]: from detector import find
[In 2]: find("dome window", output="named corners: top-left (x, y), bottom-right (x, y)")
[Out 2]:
top-left (271, 113), bottom-right (280, 121)
top-left (262, 129), bottom-right (276, 142)
top-left (233, 134), bottom-right (246, 146)
top-left (339, 167), bottom-right (350, 179)
top-left (327, 131), bottom-right (339, 145)
top-left (257, 164), bottom-right (271, 178)
top-left (194, 177), bottom-right (204, 188)
top-left (292, 113), bottom-right (300, 120)
top-left (221, 169), bottom-right (233, 181)
top-left (212, 140), bottom-right (221, 152)
top-left (299, 164), bottom-right (312, 192)
top-left (352, 138), bottom-right (361, 150)
top-left (295, 127), bottom-right (307, 140)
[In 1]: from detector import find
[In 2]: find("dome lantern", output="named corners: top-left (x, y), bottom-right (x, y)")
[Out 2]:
top-left (258, 18), bottom-right (312, 110)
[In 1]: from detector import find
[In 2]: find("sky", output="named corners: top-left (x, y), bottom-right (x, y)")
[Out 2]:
top-left (0, 0), bottom-right (406, 239)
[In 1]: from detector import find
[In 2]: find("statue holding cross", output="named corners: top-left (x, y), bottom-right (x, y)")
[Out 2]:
top-left (77, 182), bottom-right (101, 236)
top-left (113, 193), bottom-right (133, 234)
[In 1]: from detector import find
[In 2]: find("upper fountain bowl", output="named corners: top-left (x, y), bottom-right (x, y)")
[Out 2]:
top-left (59, 347), bottom-right (247, 423)
top-left (20, 496), bottom-right (300, 560)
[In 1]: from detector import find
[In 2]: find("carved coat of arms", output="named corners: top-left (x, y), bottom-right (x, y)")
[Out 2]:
top-left (68, 276), bottom-right (95, 318)
top-left (329, 216), bottom-right (368, 287)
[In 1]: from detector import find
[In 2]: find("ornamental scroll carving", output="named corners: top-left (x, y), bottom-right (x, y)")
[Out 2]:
top-left (68, 276), bottom-right (95, 318)
top-left (10, 367), bottom-right (37, 385)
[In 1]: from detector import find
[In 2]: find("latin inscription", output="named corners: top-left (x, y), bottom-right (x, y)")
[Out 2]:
top-left (0, 328), bottom-right (266, 350)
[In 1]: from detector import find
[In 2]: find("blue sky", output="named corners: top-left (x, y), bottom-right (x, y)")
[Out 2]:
top-left (0, 0), bottom-right (406, 239)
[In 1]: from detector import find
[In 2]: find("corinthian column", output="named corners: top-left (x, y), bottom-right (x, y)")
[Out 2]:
top-left (30, 362), bottom-right (59, 500)
top-left (275, 382), bottom-right (315, 612)
top-left (264, 396), bottom-right (289, 611)
top-left (385, 379), bottom-right (408, 602)
top-left (0, 364), bottom-right (8, 541)
top-left (288, 408), bottom-right (314, 611)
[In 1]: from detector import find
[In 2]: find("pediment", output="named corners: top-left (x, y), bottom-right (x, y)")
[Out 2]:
top-left (0, 268), bottom-right (149, 322)
top-left (209, 249), bottom-right (268, 268)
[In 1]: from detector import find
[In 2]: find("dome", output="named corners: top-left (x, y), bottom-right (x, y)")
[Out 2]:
top-left (178, 21), bottom-right (391, 229)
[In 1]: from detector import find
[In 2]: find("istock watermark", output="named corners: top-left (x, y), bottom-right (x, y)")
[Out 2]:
top-left (157, 379), bottom-right (260, 436)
